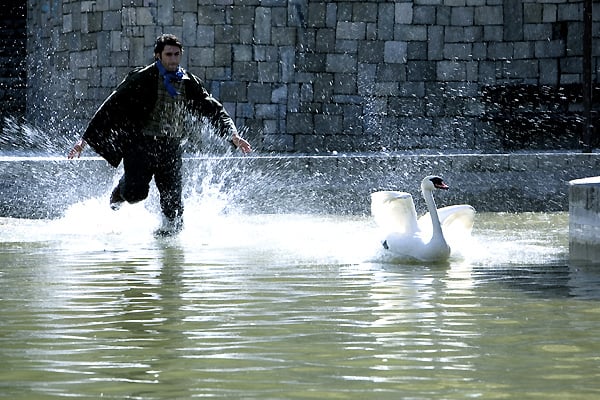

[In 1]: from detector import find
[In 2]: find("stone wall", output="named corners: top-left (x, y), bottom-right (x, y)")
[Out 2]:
top-left (0, 1), bottom-right (27, 123)
top-left (25, 0), bottom-right (599, 154)
top-left (1, 152), bottom-right (599, 218)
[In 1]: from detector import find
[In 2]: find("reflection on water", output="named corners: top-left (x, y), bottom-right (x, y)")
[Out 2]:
top-left (2, 203), bottom-right (600, 399)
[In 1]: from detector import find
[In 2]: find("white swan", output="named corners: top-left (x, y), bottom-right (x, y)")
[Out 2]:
top-left (370, 176), bottom-right (475, 262)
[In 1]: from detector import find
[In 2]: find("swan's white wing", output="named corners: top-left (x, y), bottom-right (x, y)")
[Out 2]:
top-left (418, 205), bottom-right (476, 234)
top-left (437, 205), bottom-right (476, 234)
top-left (370, 191), bottom-right (419, 235)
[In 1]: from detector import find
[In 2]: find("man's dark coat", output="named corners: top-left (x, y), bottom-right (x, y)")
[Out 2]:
top-left (83, 63), bottom-right (236, 167)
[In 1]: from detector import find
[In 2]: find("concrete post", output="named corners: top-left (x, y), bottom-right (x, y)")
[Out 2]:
top-left (569, 177), bottom-right (600, 263)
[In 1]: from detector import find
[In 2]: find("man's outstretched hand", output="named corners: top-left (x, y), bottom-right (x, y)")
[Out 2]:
top-left (68, 139), bottom-right (86, 159)
top-left (233, 134), bottom-right (252, 154)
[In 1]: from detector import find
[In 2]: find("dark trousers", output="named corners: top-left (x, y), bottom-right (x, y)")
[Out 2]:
top-left (116, 137), bottom-right (183, 220)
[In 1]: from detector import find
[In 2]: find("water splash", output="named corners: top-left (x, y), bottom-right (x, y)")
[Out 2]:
top-left (0, 116), bottom-right (74, 155)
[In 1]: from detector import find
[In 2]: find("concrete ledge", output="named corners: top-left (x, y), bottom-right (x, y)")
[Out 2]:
top-left (569, 177), bottom-right (600, 264)
top-left (1, 152), bottom-right (599, 219)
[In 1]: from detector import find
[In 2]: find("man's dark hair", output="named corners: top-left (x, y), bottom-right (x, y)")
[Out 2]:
top-left (154, 34), bottom-right (183, 55)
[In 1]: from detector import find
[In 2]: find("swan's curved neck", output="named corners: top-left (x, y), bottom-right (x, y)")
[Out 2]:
top-left (423, 188), bottom-right (444, 238)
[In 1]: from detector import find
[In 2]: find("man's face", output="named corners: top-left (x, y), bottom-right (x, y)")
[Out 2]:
top-left (157, 44), bottom-right (182, 72)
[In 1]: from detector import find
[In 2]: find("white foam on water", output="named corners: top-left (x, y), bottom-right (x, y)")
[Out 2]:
top-left (0, 190), bottom-right (568, 269)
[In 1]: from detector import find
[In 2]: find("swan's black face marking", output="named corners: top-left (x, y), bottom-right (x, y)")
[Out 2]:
top-left (382, 240), bottom-right (389, 250)
top-left (430, 176), bottom-right (449, 190)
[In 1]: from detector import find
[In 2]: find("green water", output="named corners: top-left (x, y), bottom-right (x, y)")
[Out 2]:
top-left (1, 209), bottom-right (599, 399)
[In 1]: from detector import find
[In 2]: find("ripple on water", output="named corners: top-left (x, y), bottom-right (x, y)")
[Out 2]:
top-left (2, 211), bottom-right (600, 399)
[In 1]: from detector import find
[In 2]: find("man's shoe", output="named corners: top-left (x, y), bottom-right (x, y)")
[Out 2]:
top-left (109, 186), bottom-right (124, 211)
top-left (154, 216), bottom-right (183, 237)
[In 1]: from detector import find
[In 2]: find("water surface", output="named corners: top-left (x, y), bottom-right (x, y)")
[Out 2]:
top-left (1, 204), bottom-right (600, 399)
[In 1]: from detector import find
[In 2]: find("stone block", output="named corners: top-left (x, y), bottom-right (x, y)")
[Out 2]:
top-left (255, 103), bottom-right (278, 119)
top-left (232, 61), bottom-right (257, 81)
top-left (219, 81), bottom-right (247, 102)
top-left (80, 1), bottom-right (95, 12)
top-left (367, 23), bottom-right (378, 41)
top-left (313, 75), bottom-right (334, 102)
top-left (395, 3), bottom-right (413, 24)
top-left (437, 61), bottom-right (466, 81)
top-left (314, 114), bottom-right (343, 135)
top-left (326, 53), bottom-right (357, 73)
top-left (524, 3), bottom-right (543, 23)
top-left (197, 5), bottom-right (227, 24)
top-left (444, 26), bottom-right (463, 43)
top-left (566, 23), bottom-right (584, 56)
top-left (414, 6), bottom-right (436, 25)
top-left (542, 4), bottom-right (557, 23)
top-left (272, 27), bottom-right (296, 46)
top-left (484, 26), bottom-right (503, 41)
top-left (474, 6), bottom-right (502, 25)
top-left (182, 13), bottom-right (198, 46)
top-left (280, 46), bottom-right (295, 83)
top-left (135, 8), bottom-right (154, 26)
top-left (437, 6), bottom-right (451, 25)
top-left (287, 112), bottom-right (314, 134)
top-left (271, 84), bottom-right (287, 103)
top-left (300, 83), bottom-right (314, 102)
top-left (247, 82), bottom-right (272, 103)
top-left (377, 3), bottom-right (395, 40)
top-left (177, 0), bottom-right (198, 13)
top-left (315, 28), bottom-right (335, 53)
top-left (233, 44), bottom-right (252, 62)
top-left (336, 21), bottom-right (366, 40)
top-left (196, 25), bottom-right (215, 47)
top-left (354, 2), bottom-right (378, 22)
top-left (336, 40), bottom-right (358, 54)
top-left (398, 25), bottom-right (428, 42)
top-left (214, 43), bottom-right (232, 66)
top-left (462, 26), bottom-right (482, 42)
top-left (296, 53), bottom-right (325, 73)
top-left (514, 41), bottom-right (534, 59)
top-left (236, 102), bottom-right (254, 118)
top-left (427, 26), bottom-right (444, 60)
top-left (358, 40), bottom-right (384, 63)
top-left (375, 63), bottom-right (404, 83)
top-left (333, 73), bottom-right (357, 95)
top-left (507, 59), bottom-right (539, 79)
top-left (253, 45), bottom-right (277, 62)
top-left (86, 12), bottom-right (102, 32)
top-left (472, 42), bottom-right (487, 60)
top-left (307, 2), bottom-right (327, 28)
top-left (230, 5), bottom-right (254, 25)
top-left (535, 40), bottom-right (564, 58)
top-left (215, 25), bottom-right (239, 44)
top-left (407, 41), bottom-right (427, 60)
top-left (253, 7), bottom-right (271, 44)
top-left (443, 43), bottom-right (472, 60)
top-left (384, 41), bottom-right (407, 64)
top-left (488, 42), bottom-right (513, 60)
top-left (157, 0), bottom-right (174, 25)
top-left (257, 61), bottom-right (279, 83)
top-left (451, 7), bottom-right (474, 26)
top-left (523, 23), bottom-right (552, 41)
top-left (558, 2), bottom-right (582, 22)
top-left (189, 47), bottom-right (215, 67)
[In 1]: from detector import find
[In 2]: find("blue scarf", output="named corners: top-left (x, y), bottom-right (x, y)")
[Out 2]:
top-left (155, 60), bottom-right (184, 97)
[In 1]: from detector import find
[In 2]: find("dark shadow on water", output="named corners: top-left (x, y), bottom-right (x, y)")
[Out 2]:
top-left (472, 262), bottom-right (600, 300)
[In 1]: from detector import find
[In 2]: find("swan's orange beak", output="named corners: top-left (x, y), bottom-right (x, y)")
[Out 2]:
top-left (435, 181), bottom-right (449, 190)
